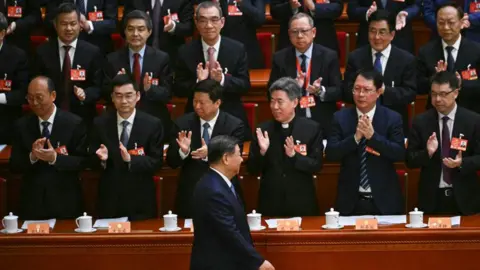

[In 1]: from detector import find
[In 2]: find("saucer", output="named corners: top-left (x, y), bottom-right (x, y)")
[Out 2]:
top-left (250, 226), bottom-right (266, 231)
top-left (74, 228), bottom-right (97, 233)
top-left (159, 227), bottom-right (182, 232)
top-left (322, 224), bottom-right (344, 230)
top-left (0, 228), bottom-right (23, 234)
top-left (405, 223), bottom-right (428, 228)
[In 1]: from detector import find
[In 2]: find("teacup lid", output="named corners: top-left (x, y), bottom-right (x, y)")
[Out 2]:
top-left (4, 212), bottom-right (17, 220)
top-left (409, 207), bottom-right (423, 214)
top-left (325, 208), bottom-right (339, 215)
top-left (247, 209), bottom-right (261, 217)
top-left (78, 212), bottom-right (91, 219)
top-left (163, 210), bottom-right (177, 218)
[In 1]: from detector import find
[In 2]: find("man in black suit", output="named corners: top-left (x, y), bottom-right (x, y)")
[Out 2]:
top-left (46, 0), bottom-right (118, 55)
top-left (326, 70), bottom-right (405, 215)
top-left (194, 0), bottom-right (266, 69)
top-left (90, 74), bottom-right (164, 221)
top-left (2, 0), bottom-right (41, 55)
top-left (268, 12), bottom-right (341, 136)
top-left (348, 0), bottom-right (420, 54)
top-left (175, 1), bottom-right (251, 139)
top-left (343, 10), bottom-right (416, 133)
top-left (0, 12), bottom-right (28, 144)
top-left (407, 71), bottom-right (480, 215)
top-left (191, 135), bottom-right (274, 270)
top-left (10, 76), bottom-right (87, 220)
top-left (124, 0), bottom-right (194, 65)
top-left (248, 77), bottom-right (323, 216)
top-left (271, 0), bottom-right (343, 53)
top-left (35, 3), bottom-right (103, 126)
top-left (417, 3), bottom-right (480, 115)
top-left (166, 79), bottom-right (244, 217)
top-left (104, 10), bottom-right (173, 142)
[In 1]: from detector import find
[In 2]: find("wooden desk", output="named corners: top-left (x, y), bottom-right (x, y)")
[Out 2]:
top-left (1, 216), bottom-right (479, 270)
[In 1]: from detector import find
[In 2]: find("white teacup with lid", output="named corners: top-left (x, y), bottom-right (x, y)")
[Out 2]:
top-left (163, 210), bottom-right (178, 231)
top-left (75, 212), bottom-right (93, 232)
top-left (2, 212), bottom-right (18, 233)
top-left (408, 207), bottom-right (424, 227)
top-left (247, 210), bottom-right (262, 229)
top-left (325, 208), bottom-right (340, 228)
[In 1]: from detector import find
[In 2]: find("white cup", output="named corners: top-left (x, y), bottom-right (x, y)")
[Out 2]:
top-left (75, 212), bottom-right (93, 232)
top-left (409, 207), bottom-right (424, 227)
top-left (325, 208), bottom-right (340, 227)
top-left (2, 212), bottom-right (18, 233)
top-left (247, 210), bottom-right (262, 229)
top-left (163, 210), bottom-right (178, 231)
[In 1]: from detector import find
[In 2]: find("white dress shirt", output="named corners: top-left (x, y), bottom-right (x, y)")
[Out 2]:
top-left (151, 0), bottom-right (163, 8)
top-left (356, 105), bottom-right (376, 193)
top-left (438, 103), bottom-right (457, 188)
top-left (129, 45), bottom-right (146, 74)
top-left (179, 109), bottom-right (220, 160)
top-left (371, 44), bottom-right (391, 76)
top-left (117, 109), bottom-right (136, 141)
top-left (58, 38), bottom-right (78, 70)
top-left (442, 35), bottom-right (461, 63)
top-left (210, 167), bottom-right (233, 189)
top-left (30, 105), bottom-right (58, 165)
top-left (201, 37), bottom-right (225, 85)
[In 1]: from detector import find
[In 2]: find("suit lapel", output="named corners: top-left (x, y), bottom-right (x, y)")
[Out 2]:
top-left (144, 0), bottom-right (152, 11)
top-left (383, 46), bottom-right (397, 84)
top-left (217, 38), bottom-right (228, 67)
top-left (121, 47), bottom-right (133, 75)
top-left (286, 47), bottom-right (297, 79)
top-left (211, 110), bottom-right (225, 138)
top-left (435, 39), bottom-right (446, 62)
top-left (50, 41), bottom-right (62, 75)
top-left (28, 114), bottom-right (41, 141)
top-left (127, 112), bottom-right (142, 150)
top-left (71, 40), bottom-right (82, 69)
top-left (49, 109), bottom-right (62, 144)
top-left (107, 111), bottom-right (120, 148)
top-left (310, 45), bottom-right (322, 85)
top-left (194, 39), bottom-right (205, 66)
top-left (455, 38), bottom-right (469, 71)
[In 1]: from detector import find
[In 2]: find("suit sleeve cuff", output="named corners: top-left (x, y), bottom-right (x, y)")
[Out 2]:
top-left (220, 73), bottom-right (225, 86)
top-left (179, 148), bottom-right (190, 159)
top-left (168, 21), bottom-right (177, 33)
top-left (87, 21), bottom-right (94, 34)
top-left (29, 152), bottom-right (38, 164)
top-left (317, 86), bottom-right (326, 101)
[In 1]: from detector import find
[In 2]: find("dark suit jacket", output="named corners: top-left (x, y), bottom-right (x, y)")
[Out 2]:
top-left (270, 0), bottom-right (343, 53)
top-left (406, 107), bottom-right (480, 215)
top-left (9, 109), bottom-right (87, 220)
top-left (417, 37), bottom-right (480, 115)
top-left (347, 0), bottom-right (420, 53)
top-left (191, 169), bottom-right (264, 270)
top-left (104, 46), bottom-right (173, 141)
top-left (166, 110), bottom-right (245, 217)
top-left (175, 37), bottom-right (251, 138)
top-left (325, 106), bottom-right (405, 215)
top-left (268, 44), bottom-right (342, 136)
top-left (46, 0), bottom-right (118, 54)
top-left (247, 116), bottom-right (323, 216)
top-left (195, 0), bottom-right (265, 69)
top-left (124, 0), bottom-right (194, 64)
top-left (4, 0), bottom-right (41, 55)
top-left (0, 43), bottom-right (29, 144)
top-left (34, 39), bottom-right (103, 124)
top-left (343, 45), bottom-right (417, 133)
top-left (89, 110), bottom-right (164, 221)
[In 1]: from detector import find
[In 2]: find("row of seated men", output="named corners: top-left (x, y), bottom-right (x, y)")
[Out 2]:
top-left (9, 67), bottom-right (480, 222)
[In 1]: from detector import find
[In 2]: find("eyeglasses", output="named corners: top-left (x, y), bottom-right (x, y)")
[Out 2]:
top-left (352, 88), bottom-right (377, 95)
top-left (196, 17), bottom-right (221, 27)
top-left (431, 89), bottom-right (456, 98)
top-left (26, 95), bottom-right (46, 103)
top-left (368, 28), bottom-right (390, 37)
top-left (288, 28), bottom-right (313, 37)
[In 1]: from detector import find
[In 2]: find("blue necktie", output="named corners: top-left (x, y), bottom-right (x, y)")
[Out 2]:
top-left (374, 52), bottom-right (383, 74)
top-left (359, 138), bottom-right (371, 191)
top-left (230, 184), bottom-right (237, 198)
top-left (76, 0), bottom-right (86, 15)
top-left (202, 122), bottom-right (210, 145)
top-left (446, 46), bottom-right (455, 73)
top-left (41, 121), bottom-right (50, 139)
top-left (120, 120), bottom-right (129, 147)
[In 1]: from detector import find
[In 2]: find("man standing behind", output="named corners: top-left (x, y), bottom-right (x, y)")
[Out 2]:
top-left (167, 79), bottom-right (245, 218)
top-left (191, 135), bottom-right (274, 270)
top-left (407, 71), bottom-right (480, 215)
top-left (90, 74), bottom-right (164, 221)
top-left (248, 77), bottom-right (323, 217)
top-left (326, 70), bottom-right (405, 215)
top-left (10, 76), bottom-right (87, 220)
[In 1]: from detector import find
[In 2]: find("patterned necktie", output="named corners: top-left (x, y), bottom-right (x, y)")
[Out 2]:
top-left (62, 45), bottom-right (72, 110)
top-left (133, 53), bottom-right (141, 86)
top-left (41, 121), bottom-right (50, 149)
top-left (120, 120), bottom-right (130, 147)
top-left (202, 122), bottom-right (210, 145)
top-left (300, 54), bottom-right (307, 93)
top-left (359, 137), bottom-right (371, 191)
top-left (441, 116), bottom-right (452, 184)
top-left (374, 52), bottom-right (382, 74)
top-left (152, 0), bottom-right (162, 49)
top-left (446, 46), bottom-right (455, 73)
top-left (76, 0), bottom-right (86, 15)
top-left (207, 47), bottom-right (216, 71)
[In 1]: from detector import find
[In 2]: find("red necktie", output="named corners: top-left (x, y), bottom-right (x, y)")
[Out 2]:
top-left (207, 47), bottom-right (215, 72)
top-left (133, 53), bottom-right (141, 86)
top-left (62, 45), bottom-right (72, 110)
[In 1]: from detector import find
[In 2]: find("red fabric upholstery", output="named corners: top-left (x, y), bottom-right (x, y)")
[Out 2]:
top-left (167, 103), bottom-right (175, 116)
top-left (30, 36), bottom-right (49, 52)
top-left (336, 32), bottom-right (349, 68)
top-left (111, 33), bottom-right (126, 51)
top-left (336, 101), bottom-right (346, 111)
top-left (256, 32), bottom-right (275, 68)
top-left (243, 102), bottom-right (258, 133)
top-left (96, 104), bottom-right (106, 116)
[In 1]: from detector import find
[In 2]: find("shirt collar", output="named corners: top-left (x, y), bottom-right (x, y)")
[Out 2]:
top-left (438, 103), bottom-right (457, 121)
top-left (371, 44), bottom-right (391, 59)
top-left (200, 109), bottom-right (220, 129)
top-left (356, 105), bottom-right (376, 120)
top-left (201, 37), bottom-right (222, 54)
top-left (58, 38), bottom-right (78, 50)
top-left (117, 109), bottom-right (137, 127)
top-left (442, 35), bottom-right (461, 52)
top-left (129, 45), bottom-right (146, 59)
top-left (210, 167), bottom-right (232, 188)
top-left (38, 105), bottom-right (57, 125)
top-left (295, 43), bottom-right (313, 59)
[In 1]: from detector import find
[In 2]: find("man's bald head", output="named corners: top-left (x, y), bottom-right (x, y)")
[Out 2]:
top-left (27, 76), bottom-right (56, 119)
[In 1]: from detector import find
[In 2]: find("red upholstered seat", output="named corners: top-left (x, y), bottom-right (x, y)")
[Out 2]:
top-left (336, 32), bottom-right (350, 68)
top-left (243, 102), bottom-right (258, 134)
top-left (30, 36), bottom-right (49, 51)
top-left (167, 103), bottom-right (175, 116)
top-left (336, 101), bottom-right (346, 111)
top-left (256, 32), bottom-right (275, 68)
top-left (96, 104), bottom-right (106, 116)
top-left (111, 33), bottom-right (126, 51)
